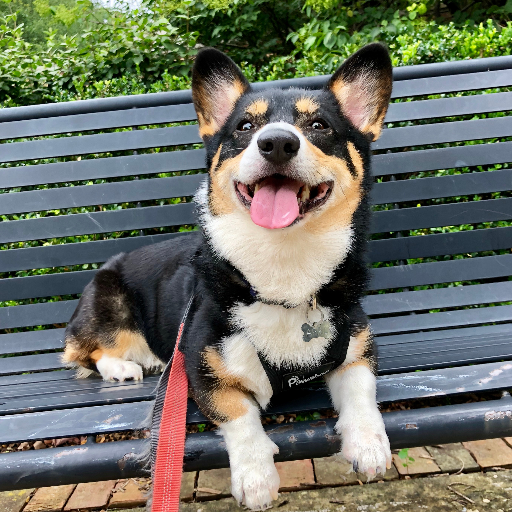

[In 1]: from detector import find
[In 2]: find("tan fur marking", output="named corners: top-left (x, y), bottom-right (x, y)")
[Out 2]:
top-left (302, 139), bottom-right (363, 234)
top-left (296, 96), bottom-right (319, 115)
top-left (209, 149), bottom-right (245, 216)
top-left (210, 144), bottom-right (222, 173)
top-left (337, 326), bottom-right (376, 374)
top-left (368, 110), bottom-right (387, 141)
top-left (350, 326), bottom-right (372, 362)
top-left (62, 344), bottom-right (82, 364)
top-left (204, 347), bottom-right (251, 422)
top-left (246, 99), bottom-right (268, 117)
top-left (347, 142), bottom-right (364, 178)
top-left (198, 113), bottom-right (216, 138)
top-left (63, 329), bottom-right (155, 372)
top-left (335, 358), bottom-right (373, 376)
top-left (90, 349), bottom-right (104, 363)
top-left (211, 387), bottom-right (249, 423)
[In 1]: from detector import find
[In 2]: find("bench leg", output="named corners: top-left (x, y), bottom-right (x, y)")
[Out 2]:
top-left (326, 362), bottom-right (392, 478)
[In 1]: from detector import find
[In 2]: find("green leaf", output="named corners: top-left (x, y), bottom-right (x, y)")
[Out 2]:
top-left (304, 35), bottom-right (317, 51)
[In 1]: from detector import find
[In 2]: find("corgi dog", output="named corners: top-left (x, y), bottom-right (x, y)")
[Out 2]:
top-left (63, 43), bottom-right (393, 510)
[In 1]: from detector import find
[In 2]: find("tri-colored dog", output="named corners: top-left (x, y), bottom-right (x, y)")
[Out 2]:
top-left (63, 43), bottom-right (393, 510)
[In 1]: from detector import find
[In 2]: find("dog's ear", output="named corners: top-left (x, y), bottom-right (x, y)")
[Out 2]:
top-left (192, 48), bottom-right (250, 139)
top-left (327, 43), bottom-right (392, 141)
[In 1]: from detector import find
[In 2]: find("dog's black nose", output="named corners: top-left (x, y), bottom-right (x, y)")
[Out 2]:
top-left (257, 128), bottom-right (300, 164)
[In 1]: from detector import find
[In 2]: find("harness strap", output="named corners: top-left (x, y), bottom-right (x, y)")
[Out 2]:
top-left (151, 295), bottom-right (194, 512)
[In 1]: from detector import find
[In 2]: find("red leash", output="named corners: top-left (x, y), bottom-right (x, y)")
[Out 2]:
top-left (151, 296), bottom-right (193, 512)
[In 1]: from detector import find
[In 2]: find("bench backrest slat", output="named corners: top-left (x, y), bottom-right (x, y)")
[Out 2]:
top-left (0, 104), bottom-right (198, 141)
top-left (372, 141), bottom-right (512, 176)
top-left (385, 90), bottom-right (512, 123)
top-left (0, 125), bottom-right (202, 164)
top-left (0, 149), bottom-right (206, 189)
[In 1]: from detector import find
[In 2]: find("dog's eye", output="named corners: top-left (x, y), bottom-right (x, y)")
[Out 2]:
top-left (237, 120), bottom-right (254, 132)
top-left (310, 120), bottom-right (328, 130)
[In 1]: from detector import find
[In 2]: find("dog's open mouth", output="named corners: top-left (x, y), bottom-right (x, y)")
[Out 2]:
top-left (235, 174), bottom-right (333, 229)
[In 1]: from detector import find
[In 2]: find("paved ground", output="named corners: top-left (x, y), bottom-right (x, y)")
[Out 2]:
top-left (2, 437), bottom-right (512, 512)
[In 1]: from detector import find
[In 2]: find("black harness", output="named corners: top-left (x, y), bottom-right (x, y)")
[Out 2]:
top-left (257, 332), bottom-right (349, 396)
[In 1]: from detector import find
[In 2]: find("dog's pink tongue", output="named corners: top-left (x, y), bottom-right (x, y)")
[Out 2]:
top-left (250, 177), bottom-right (302, 229)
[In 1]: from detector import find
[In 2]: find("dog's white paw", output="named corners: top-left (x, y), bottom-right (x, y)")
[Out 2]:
top-left (336, 414), bottom-right (391, 479)
top-left (230, 439), bottom-right (280, 510)
top-left (96, 356), bottom-right (143, 382)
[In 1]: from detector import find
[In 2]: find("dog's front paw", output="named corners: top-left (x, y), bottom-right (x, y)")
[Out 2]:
top-left (96, 356), bottom-right (143, 382)
top-left (230, 440), bottom-right (280, 510)
top-left (336, 414), bottom-right (391, 479)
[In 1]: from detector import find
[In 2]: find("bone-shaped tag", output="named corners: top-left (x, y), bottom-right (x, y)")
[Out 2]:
top-left (301, 320), bottom-right (331, 343)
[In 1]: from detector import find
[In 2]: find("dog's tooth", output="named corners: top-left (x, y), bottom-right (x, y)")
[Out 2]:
top-left (300, 185), bottom-right (310, 202)
top-left (254, 182), bottom-right (261, 193)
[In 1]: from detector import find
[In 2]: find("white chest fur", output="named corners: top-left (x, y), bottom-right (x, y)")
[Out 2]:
top-left (196, 182), bottom-right (353, 306)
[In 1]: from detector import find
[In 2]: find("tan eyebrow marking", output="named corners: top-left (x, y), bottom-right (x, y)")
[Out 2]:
top-left (246, 99), bottom-right (268, 117)
top-left (296, 96), bottom-right (320, 115)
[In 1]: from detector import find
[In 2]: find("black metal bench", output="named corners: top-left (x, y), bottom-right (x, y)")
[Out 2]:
top-left (1, 54), bottom-right (512, 490)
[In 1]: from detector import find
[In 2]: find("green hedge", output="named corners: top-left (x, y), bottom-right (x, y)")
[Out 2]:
top-left (1, 0), bottom-right (512, 107)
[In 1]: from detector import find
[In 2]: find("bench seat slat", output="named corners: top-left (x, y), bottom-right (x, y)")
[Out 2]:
top-left (371, 303), bottom-right (512, 335)
top-left (378, 336), bottom-right (512, 374)
top-left (0, 202), bottom-right (196, 244)
top-left (0, 370), bottom-right (75, 388)
top-left (384, 91), bottom-right (512, 123)
top-left (1, 225), bottom-right (509, 274)
top-left (373, 140), bottom-right (512, 177)
top-left (0, 125), bottom-right (202, 164)
top-left (0, 104), bottom-right (198, 142)
top-left (1, 252), bottom-right (510, 303)
top-left (1, 360), bottom-right (511, 443)
top-left (0, 373), bottom-right (158, 401)
top-left (0, 174), bottom-right (205, 216)
top-left (0, 149), bottom-right (206, 190)
top-left (2, 166), bottom-right (508, 216)
top-left (376, 323), bottom-right (511, 346)
top-left (370, 253), bottom-right (512, 290)
top-left (375, 115), bottom-right (512, 151)
top-left (0, 379), bottom-right (158, 416)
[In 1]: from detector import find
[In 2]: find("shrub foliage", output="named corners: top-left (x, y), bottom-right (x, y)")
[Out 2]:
top-left (0, 0), bottom-right (511, 104)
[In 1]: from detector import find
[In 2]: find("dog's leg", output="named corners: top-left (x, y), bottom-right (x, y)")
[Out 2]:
top-left (219, 397), bottom-right (279, 511)
top-left (325, 326), bottom-right (391, 478)
top-left (199, 347), bottom-right (279, 510)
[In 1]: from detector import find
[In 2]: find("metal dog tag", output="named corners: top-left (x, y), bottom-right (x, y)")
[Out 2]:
top-left (301, 297), bottom-right (331, 342)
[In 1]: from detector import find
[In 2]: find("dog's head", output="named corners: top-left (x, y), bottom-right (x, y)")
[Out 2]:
top-left (191, 44), bottom-right (392, 233)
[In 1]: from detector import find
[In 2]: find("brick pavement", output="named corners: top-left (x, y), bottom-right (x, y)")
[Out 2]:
top-left (2, 437), bottom-right (512, 511)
